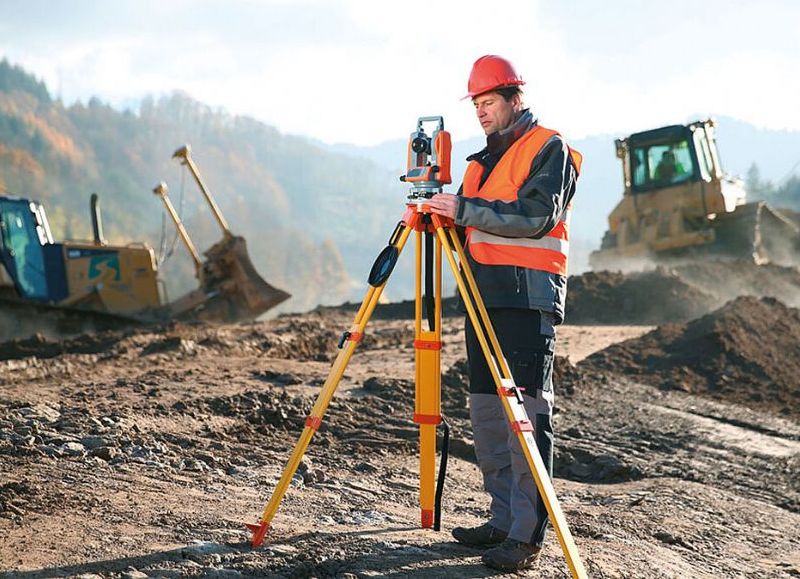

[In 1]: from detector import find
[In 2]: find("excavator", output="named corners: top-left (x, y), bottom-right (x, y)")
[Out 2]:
top-left (590, 119), bottom-right (800, 270)
top-left (0, 145), bottom-right (290, 341)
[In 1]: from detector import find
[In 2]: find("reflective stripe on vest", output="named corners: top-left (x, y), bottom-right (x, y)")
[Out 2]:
top-left (463, 125), bottom-right (581, 276)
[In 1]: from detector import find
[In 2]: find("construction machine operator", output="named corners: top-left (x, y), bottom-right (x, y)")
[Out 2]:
top-left (425, 54), bottom-right (581, 572)
top-left (654, 149), bottom-right (687, 183)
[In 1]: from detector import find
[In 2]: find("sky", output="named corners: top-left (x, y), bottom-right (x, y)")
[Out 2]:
top-left (0, 0), bottom-right (798, 146)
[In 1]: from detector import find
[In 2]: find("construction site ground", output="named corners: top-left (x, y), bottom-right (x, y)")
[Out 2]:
top-left (1, 320), bottom-right (798, 578)
top-left (2, 262), bottom-right (800, 578)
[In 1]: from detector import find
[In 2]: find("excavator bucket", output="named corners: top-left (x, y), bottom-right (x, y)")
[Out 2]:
top-left (206, 234), bottom-right (290, 319)
top-left (168, 235), bottom-right (290, 323)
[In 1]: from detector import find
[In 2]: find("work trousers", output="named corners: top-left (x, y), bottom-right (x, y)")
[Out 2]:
top-left (465, 308), bottom-right (555, 547)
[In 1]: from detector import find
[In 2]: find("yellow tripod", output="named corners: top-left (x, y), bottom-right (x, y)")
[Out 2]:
top-left (246, 204), bottom-right (587, 578)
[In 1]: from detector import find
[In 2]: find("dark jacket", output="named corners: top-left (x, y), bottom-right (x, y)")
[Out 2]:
top-left (454, 109), bottom-right (579, 323)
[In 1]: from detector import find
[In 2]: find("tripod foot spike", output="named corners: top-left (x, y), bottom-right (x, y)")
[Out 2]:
top-left (246, 521), bottom-right (270, 547)
top-left (421, 509), bottom-right (434, 529)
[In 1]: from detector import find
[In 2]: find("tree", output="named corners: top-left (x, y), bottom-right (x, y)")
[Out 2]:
top-left (0, 59), bottom-right (50, 103)
top-left (745, 163), bottom-right (775, 201)
top-left (774, 175), bottom-right (800, 210)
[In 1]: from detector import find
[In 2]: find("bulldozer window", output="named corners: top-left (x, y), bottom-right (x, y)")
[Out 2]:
top-left (693, 130), bottom-right (714, 181)
top-left (631, 140), bottom-right (694, 191)
top-left (0, 201), bottom-right (49, 300)
top-left (632, 148), bottom-right (647, 187)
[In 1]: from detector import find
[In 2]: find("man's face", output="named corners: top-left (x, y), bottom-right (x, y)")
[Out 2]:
top-left (473, 91), bottom-right (519, 136)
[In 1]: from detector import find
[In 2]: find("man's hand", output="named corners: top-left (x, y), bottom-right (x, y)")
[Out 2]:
top-left (425, 193), bottom-right (459, 220)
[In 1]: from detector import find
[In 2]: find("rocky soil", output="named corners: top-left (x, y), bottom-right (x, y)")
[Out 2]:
top-left (0, 297), bottom-right (798, 578)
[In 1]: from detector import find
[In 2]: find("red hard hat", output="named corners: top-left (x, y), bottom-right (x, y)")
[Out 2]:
top-left (464, 55), bottom-right (525, 99)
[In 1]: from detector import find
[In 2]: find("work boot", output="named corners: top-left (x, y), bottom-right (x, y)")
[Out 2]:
top-left (481, 538), bottom-right (542, 571)
top-left (451, 522), bottom-right (507, 547)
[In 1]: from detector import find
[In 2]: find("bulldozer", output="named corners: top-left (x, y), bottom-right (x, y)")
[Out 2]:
top-left (589, 119), bottom-right (800, 270)
top-left (0, 145), bottom-right (290, 341)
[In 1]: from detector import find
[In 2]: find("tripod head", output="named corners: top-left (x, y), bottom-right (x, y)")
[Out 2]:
top-left (400, 116), bottom-right (452, 200)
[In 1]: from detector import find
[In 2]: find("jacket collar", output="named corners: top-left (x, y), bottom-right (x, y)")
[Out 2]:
top-left (467, 109), bottom-right (538, 162)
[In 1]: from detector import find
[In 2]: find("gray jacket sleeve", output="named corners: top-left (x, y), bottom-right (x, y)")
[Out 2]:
top-left (454, 135), bottom-right (577, 239)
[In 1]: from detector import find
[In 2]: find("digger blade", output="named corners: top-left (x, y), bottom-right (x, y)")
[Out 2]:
top-left (216, 235), bottom-right (290, 316)
top-left (170, 235), bottom-right (290, 324)
top-left (713, 201), bottom-right (800, 266)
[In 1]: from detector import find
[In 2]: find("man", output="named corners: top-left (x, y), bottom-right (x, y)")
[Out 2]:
top-left (654, 149), bottom-right (685, 183)
top-left (425, 55), bottom-right (581, 572)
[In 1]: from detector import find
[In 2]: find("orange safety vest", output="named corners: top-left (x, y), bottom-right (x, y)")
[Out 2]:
top-left (463, 125), bottom-right (582, 276)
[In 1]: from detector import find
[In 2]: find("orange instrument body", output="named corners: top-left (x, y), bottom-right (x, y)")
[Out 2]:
top-left (401, 116), bottom-right (452, 198)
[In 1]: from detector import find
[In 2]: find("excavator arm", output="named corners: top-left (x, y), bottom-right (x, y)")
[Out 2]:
top-left (157, 145), bottom-right (290, 322)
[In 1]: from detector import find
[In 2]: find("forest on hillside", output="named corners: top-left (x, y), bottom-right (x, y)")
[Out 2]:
top-left (0, 59), bottom-right (408, 313)
top-left (746, 164), bottom-right (800, 212)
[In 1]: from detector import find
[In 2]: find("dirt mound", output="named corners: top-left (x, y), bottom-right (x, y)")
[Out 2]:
top-left (582, 296), bottom-right (800, 417)
top-left (566, 268), bottom-right (718, 324)
top-left (673, 260), bottom-right (800, 308)
top-left (324, 260), bottom-right (800, 327)
top-left (567, 260), bottom-right (800, 325)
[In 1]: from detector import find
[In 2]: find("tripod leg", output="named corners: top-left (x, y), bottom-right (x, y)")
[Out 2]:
top-left (432, 219), bottom-right (587, 579)
top-left (414, 229), bottom-right (442, 528)
top-left (247, 221), bottom-right (416, 547)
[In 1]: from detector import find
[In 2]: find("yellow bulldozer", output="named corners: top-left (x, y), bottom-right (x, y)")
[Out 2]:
top-left (0, 145), bottom-right (290, 341)
top-left (590, 119), bottom-right (800, 270)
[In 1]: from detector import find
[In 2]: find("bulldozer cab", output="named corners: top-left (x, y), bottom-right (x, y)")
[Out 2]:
top-left (618, 120), bottom-right (723, 196)
top-left (0, 196), bottom-right (55, 301)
